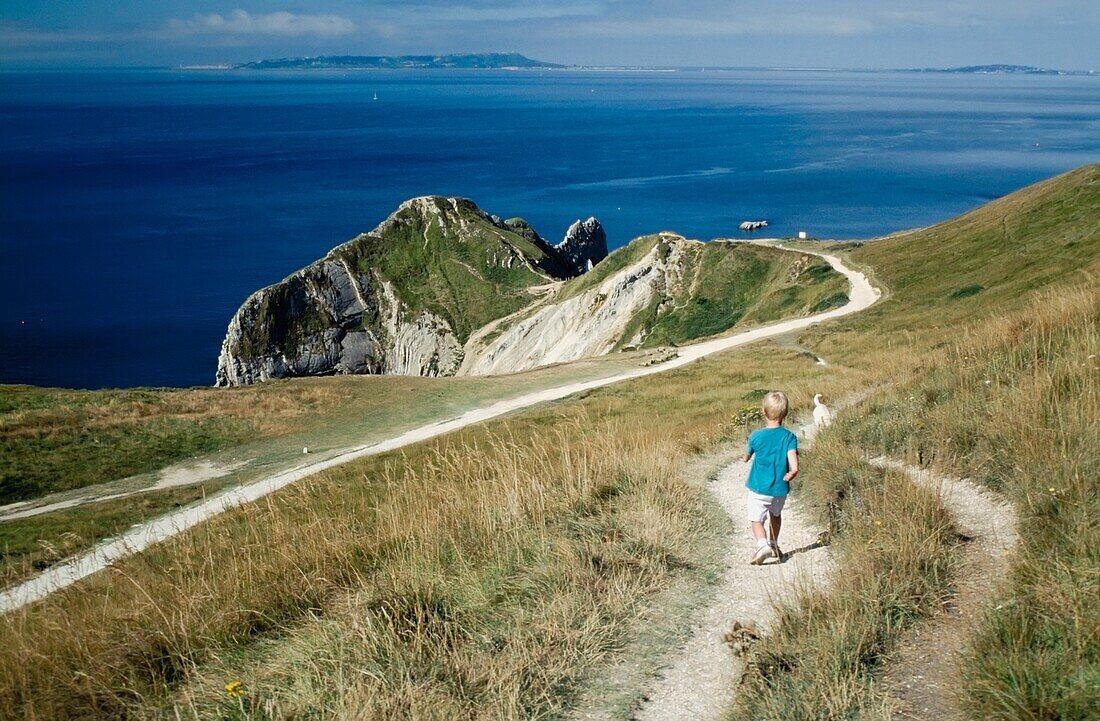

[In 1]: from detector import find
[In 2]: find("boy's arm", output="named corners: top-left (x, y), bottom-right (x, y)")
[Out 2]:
top-left (783, 449), bottom-right (799, 482)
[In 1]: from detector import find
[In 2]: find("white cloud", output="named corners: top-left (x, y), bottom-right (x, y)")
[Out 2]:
top-left (568, 14), bottom-right (876, 39)
top-left (423, 2), bottom-right (602, 22)
top-left (168, 9), bottom-right (355, 38)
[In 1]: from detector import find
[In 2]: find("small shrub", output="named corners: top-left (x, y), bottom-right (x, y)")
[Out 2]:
top-left (949, 284), bottom-right (985, 300)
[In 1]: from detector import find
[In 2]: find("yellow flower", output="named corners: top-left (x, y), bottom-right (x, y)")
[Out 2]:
top-left (873, 519), bottom-right (883, 527)
top-left (1048, 487), bottom-right (1057, 493)
top-left (226, 681), bottom-right (244, 698)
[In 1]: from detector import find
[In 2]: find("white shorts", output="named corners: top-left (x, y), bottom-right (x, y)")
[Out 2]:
top-left (746, 491), bottom-right (787, 524)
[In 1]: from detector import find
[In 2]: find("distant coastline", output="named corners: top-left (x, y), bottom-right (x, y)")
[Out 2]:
top-left (907, 64), bottom-right (1097, 76)
top-left (220, 53), bottom-right (565, 71)
top-left (180, 54), bottom-right (1097, 76)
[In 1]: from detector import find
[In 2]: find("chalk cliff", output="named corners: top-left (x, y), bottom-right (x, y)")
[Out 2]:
top-left (215, 197), bottom-right (605, 386)
top-left (217, 198), bottom-right (846, 386)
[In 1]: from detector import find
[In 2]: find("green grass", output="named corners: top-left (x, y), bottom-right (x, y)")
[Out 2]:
top-left (337, 200), bottom-right (553, 342)
top-left (1, 414), bottom-right (248, 504)
top-left (641, 244), bottom-right (846, 348)
top-left (948, 283), bottom-right (984, 300)
top-left (0, 380), bottom-right (366, 505)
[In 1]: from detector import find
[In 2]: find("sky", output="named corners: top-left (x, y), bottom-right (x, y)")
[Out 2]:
top-left (1, 1), bottom-right (1097, 70)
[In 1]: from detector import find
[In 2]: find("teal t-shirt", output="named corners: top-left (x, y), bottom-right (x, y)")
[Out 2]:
top-left (746, 426), bottom-right (798, 497)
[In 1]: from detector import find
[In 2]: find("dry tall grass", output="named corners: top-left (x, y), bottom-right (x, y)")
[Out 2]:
top-left (839, 285), bottom-right (1099, 720)
top-left (4, 421), bottom-right (713, 718)
top-left (731, 285), bottom-right (1098, 720)
top-left (0, 346), bottom-right (840, 719)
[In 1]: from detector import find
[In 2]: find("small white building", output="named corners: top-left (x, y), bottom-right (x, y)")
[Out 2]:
top-left (798, 231), bottom-right (808, 240)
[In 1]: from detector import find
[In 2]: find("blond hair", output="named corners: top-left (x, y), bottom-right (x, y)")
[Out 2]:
top-left (761, 391), bottom-right (789, 421)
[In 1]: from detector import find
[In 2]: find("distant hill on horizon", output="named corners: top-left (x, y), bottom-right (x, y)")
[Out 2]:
top-left (910, 63), bottom-right (1095, 76)
top-left (220, 56), bottom-right (1096, 75)
top-left (235, 53), bottom-right (564, 70)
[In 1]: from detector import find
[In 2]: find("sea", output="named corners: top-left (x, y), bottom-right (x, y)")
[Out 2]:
top-left (2, 67), bottom-right (1098, 389)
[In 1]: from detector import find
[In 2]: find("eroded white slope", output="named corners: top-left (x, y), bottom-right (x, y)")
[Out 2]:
top-left (462, 236), bottom-right (694, 375)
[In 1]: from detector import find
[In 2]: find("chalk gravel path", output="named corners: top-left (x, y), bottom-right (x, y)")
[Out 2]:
top-left (872, 458), bottom-right (1019, 720)
top-left (628, 416), bottom-right (833, 721)
top-left (597, 440), bottom-right (1018, 721)
top-left (0, 246), bottom-right (880, 614)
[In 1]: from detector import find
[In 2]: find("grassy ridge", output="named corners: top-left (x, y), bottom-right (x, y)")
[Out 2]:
top-left (814, 163), bottom-right (1100, 364)
top-left (336, 199), bottom-right (554, 342)
top-left (641, 243), bottom-right (846, 347)
top-left (553, 234), bottom-right (847, 351)
top-left (726, 165), bottom-right (1100, 719)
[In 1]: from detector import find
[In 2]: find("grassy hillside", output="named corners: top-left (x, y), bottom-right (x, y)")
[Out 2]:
top-left (0, 345), bottom-right (837, 719)
top-left (728, 164), bottom-right (1100, 720)
top-left (552, 234), bottom-right (848, 351)
top-left (223, 197), bottom-right (558, 375)
top-left (639, 241), bottom-right (847, 348)
top-left (1, 166), bottom-right (1097, 719)
top-left (812, 163), bottom-right (1100, 362)
top-left (334, 198), bottom-right (557, 342)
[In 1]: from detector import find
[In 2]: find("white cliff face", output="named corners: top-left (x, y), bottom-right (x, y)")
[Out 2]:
top-left (461, 236), bottom-right (697, 376)
top-left (377, 281), bottom-right (462, 377)
top-left (215, 197), bottom-right (619, 386)
top-left (215, 252), bottom-right (463, 387)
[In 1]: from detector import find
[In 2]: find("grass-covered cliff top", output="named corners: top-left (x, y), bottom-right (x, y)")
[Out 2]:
top-left (333, 196), bottom-right (557, 341)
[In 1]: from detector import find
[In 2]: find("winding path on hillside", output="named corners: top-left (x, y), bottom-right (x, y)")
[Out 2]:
top-left (580, 432), bottom-right (1018, 721)
top-left (0, 244), bottom-right (880, 614)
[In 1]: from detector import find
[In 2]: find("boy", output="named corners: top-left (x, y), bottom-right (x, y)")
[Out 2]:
top-left (742, 391), bottom-right (798, 565)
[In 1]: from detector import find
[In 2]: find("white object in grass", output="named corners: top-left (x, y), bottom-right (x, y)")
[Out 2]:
top-left (813, 394), bottom-right (833, 428)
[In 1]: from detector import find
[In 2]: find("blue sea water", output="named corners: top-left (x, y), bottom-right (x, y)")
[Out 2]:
top-left (1, 68), bottom-right (1098, 389)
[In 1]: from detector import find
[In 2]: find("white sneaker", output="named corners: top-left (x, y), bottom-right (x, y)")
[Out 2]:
top-left (750, 543), bottom-right (774, 565)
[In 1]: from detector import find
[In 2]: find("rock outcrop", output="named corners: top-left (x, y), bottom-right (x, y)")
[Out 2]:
top-left (215, 252), bottom-right (464, 386)
top-left (554, 217), bottom-right (608, 275)
top-left (215, 198), bottom-right (606, 386)
top-left (216, 197), bottom-right (845, 387)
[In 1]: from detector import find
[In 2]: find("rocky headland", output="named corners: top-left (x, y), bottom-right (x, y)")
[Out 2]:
top-left (216, 198), bottom-right (846, 386)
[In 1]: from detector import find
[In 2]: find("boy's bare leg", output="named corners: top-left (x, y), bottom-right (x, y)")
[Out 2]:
top-left (769, 514), bottom-right (782, 544)
top-left (751, 521), bottom-right (768, 541)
